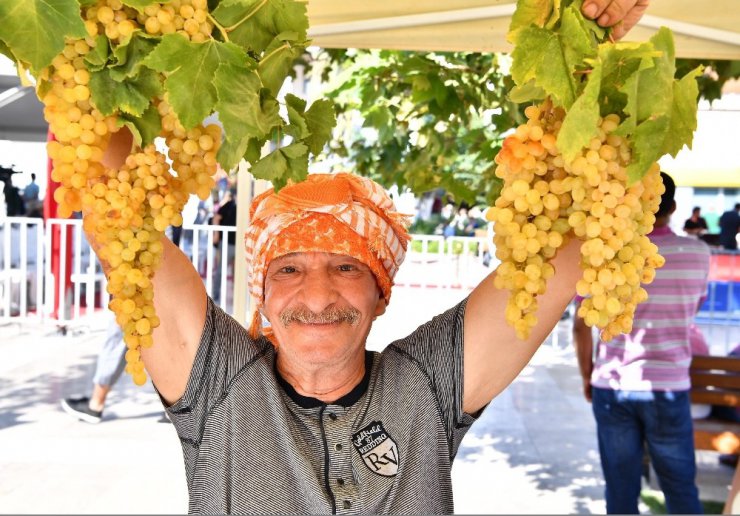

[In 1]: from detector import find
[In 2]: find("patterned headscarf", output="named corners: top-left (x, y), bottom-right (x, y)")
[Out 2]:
top-left (244, 173), bottom-right (411, 340)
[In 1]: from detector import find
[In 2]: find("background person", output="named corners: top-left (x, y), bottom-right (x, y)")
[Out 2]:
top-left (719, 203), bottom-right (740, 250)
top-left (61, 316), bottom-right (127, 424)
top-left (683, 206), bottom-right (708, 237)
top-left (573, 172), bottom-right (709, 514)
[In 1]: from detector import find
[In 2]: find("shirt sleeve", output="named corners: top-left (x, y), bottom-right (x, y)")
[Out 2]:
top-left (162, 297), bottom-right (268, 444)
top-left (388, 297), bottom-right (478, 456)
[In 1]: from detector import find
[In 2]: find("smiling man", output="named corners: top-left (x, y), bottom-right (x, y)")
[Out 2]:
top-left (141, 172), bottom-right (584, 514)
top-left (93, 2), bottom-right (650, 509)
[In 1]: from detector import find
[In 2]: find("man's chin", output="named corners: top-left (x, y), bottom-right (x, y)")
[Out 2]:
top-left (275, 324), bottom-right (358, 353)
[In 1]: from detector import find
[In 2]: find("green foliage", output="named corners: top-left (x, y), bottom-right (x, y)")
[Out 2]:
top-left (143, 35), bottom-right (245, 128)
top-left (676, 58), bottom-right (740, 103)
top-left (0, 0), bottom-right (336, 191)
top-left (0, 0), bottom-right (87, 74)
top-left (508, 0), bottom-right (702, 182)
top-left (320, 50), bottom-right (517, 206)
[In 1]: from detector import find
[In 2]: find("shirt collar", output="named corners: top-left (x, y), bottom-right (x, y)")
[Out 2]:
top-left (648, 225), bottom-right (674, 237)
top-left (275, 351), bottom-right (374, 409)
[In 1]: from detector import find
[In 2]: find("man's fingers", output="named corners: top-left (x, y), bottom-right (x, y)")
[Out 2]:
top-left (581, 0), bottom-right (649, 40)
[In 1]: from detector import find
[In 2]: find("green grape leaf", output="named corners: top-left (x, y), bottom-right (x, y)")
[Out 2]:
top-left (626, 115), bottom-right (669, 184)
top-left (110, 32), bottom-right (159, 80)
top-left (632, 28), bottom-right (676, 123)
top-left (614, 31), bottom-right (676, 137)
top-left (280, 141), bottom-right (308, 160)
top-left (214, 61), bottom-right (281, 169)
top-left (250, 142), bottom-right (309, 190)
top-left (0, 0), bottom-right (88, 73)
top-left (144, 34), bottom-right (245, 129)
top-left (258, 34), bottom-right (305, 96)
top-left (215, 0), bottom-right (308, 55)
top-left (597, 42), bottom-right (660, 116)
top-left (303, 99), bottom-right (336, 156)
top-left (510, 22), bottom-right (589, 109)
top-left (121, 0), bottom-right (172, 9)
top-left (0, 39), bottom-right (15, 62)
top-left (612, 54), bottom-right (655, 136)
top-left (84, 34), bottom-right (110, 71)
top-left (118, 102), bottom-right (162, 146)
top-left (243, 137), bottom-right (263, 164)
top-left (508, 80), bottom-right (546, 104)
top-left (557, 57), bottom-right (602, 162)
top-left (284, 94), bottom-right (309, 140)
top-left (250, 147), bottom-right (288, 187)
top-left (36, 76), bottom-right (53, 100)
top-left (661, 65), bottom-right (702, 157)
top-left (217, 135), bottom-right (250, 171)
top-left (507, 0), bottom-right (556, 44)
top-left (89, 66), bottom-right (162, 116)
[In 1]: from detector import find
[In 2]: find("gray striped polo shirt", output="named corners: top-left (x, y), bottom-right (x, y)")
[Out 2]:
top-left (165, 296), bottom-right (479, 514)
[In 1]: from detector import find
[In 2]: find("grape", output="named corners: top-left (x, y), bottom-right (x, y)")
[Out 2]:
top-left (36, 0), bottom-right (221, 385)
top-left (489, 100), bottom-right (665, 341)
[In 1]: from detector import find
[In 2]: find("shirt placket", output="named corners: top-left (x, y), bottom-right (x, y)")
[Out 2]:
top-left (323, 404), bottom-right (357, 513)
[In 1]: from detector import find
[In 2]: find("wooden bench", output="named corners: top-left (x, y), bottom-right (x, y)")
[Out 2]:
top-left (690, 355), bottom-right (740, 454)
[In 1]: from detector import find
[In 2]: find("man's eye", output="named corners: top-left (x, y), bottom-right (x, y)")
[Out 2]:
top-left (338, 264), bottom-right (355, 272)
top-left (279, 266), bottom-right (297, 273)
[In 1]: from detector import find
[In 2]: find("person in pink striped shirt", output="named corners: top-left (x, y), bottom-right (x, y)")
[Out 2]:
top-left (573, 172), bottom-right (710, 514)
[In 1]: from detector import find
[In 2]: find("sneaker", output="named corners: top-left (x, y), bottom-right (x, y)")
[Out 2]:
top-left (61, 397), bottom-right (102, 424)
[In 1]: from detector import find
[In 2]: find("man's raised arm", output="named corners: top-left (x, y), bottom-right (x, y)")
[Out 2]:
top-left (462, 239), bottom-right (581, 413)
top-left (99, 128), bottom-right (207, 404)
top-left (460, 0), bottom-right (649, 415)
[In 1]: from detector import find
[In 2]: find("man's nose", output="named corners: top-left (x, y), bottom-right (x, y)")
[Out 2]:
top-left (298, 268), bottom-right (339, 312)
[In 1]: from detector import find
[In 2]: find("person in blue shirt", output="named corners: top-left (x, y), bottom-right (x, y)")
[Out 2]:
top-left (719, 203), bottom-right (740, 250)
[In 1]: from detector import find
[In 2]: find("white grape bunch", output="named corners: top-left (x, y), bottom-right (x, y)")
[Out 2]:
top-left (42, 0), bottom-right (220, 385)
top-left (488, 100), bottom-right (665, 341)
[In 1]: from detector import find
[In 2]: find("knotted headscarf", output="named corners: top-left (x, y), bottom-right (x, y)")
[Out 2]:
top-left (244, 173), bottom-right (411, 341)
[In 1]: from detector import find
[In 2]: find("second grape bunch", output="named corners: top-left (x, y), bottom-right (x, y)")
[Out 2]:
top-left (488, 100), bottom-right (665, 341)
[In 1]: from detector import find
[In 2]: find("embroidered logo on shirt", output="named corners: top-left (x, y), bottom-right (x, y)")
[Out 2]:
top-left (352, 421), bottom-right (399, 477)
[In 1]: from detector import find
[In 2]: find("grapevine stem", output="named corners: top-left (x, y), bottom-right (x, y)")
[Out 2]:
top-left (225, 0), bottom-right (268, 32)
top-left (207, 13), bottom-right (230, 42)
top-left (260, 43), bottom-right (290, 68)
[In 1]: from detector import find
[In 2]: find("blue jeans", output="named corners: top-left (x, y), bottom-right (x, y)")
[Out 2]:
top-left (591, 387), bottom-right (702, 514)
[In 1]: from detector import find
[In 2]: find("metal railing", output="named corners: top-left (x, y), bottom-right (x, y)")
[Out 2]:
top-left (0, 217), bottom-right (44, 321)
top-left (1, 215), bottom-right (738, 335)
top-left (0, 217), bottom-right (239, 329)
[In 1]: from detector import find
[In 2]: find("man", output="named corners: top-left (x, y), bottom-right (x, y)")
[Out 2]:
top-left (61, 316), bottom-right (126, 424)
top-left (22, 172), bottom-right (42, 217)
top-left (719, 203), bottom-right (740, 250)
top-left (93, 3), bottom-right (649, 511)
top-left (683, 206), bottom-right (708, 236)
top-left (573, 172), bottom-right (709, 514)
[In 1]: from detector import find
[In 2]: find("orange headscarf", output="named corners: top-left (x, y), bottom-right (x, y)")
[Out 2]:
top-left (244, 173), bottom-right (411, 340)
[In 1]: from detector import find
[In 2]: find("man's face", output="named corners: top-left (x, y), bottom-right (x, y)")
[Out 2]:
top-left (263, 252), bottom-right (387, 365)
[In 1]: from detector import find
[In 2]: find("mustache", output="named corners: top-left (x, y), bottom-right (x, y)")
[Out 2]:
top-left (278, 305), bottom-right (361, 327)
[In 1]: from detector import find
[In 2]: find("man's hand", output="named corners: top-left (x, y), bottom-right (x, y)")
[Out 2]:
top-left (101, 127), bottom-right (133, 170)
top-left (582, 376), bottom-right (593, 402)
top-left (573, 310), bottom-right (595, 403)
top-left (581, 0), bottom-right (649, 40)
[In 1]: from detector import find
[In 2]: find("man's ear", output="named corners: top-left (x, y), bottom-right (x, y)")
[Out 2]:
top-left (374, 297), bottom-right (387, 318)
top-left (670, 201), bottom-right (677, 215)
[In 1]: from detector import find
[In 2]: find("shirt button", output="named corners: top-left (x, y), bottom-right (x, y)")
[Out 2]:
top-left (343, 500), bottom-right (351, 509)
top-left (337, 478), bottom-right (345, 486)
top-left (329, 412), bottom-right (337, 421)
top-left (334, 443), bottom-right (343, 452)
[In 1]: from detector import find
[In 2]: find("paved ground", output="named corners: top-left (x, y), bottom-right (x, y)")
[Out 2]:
top-left (0, 285), bottom-right (735, 513)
